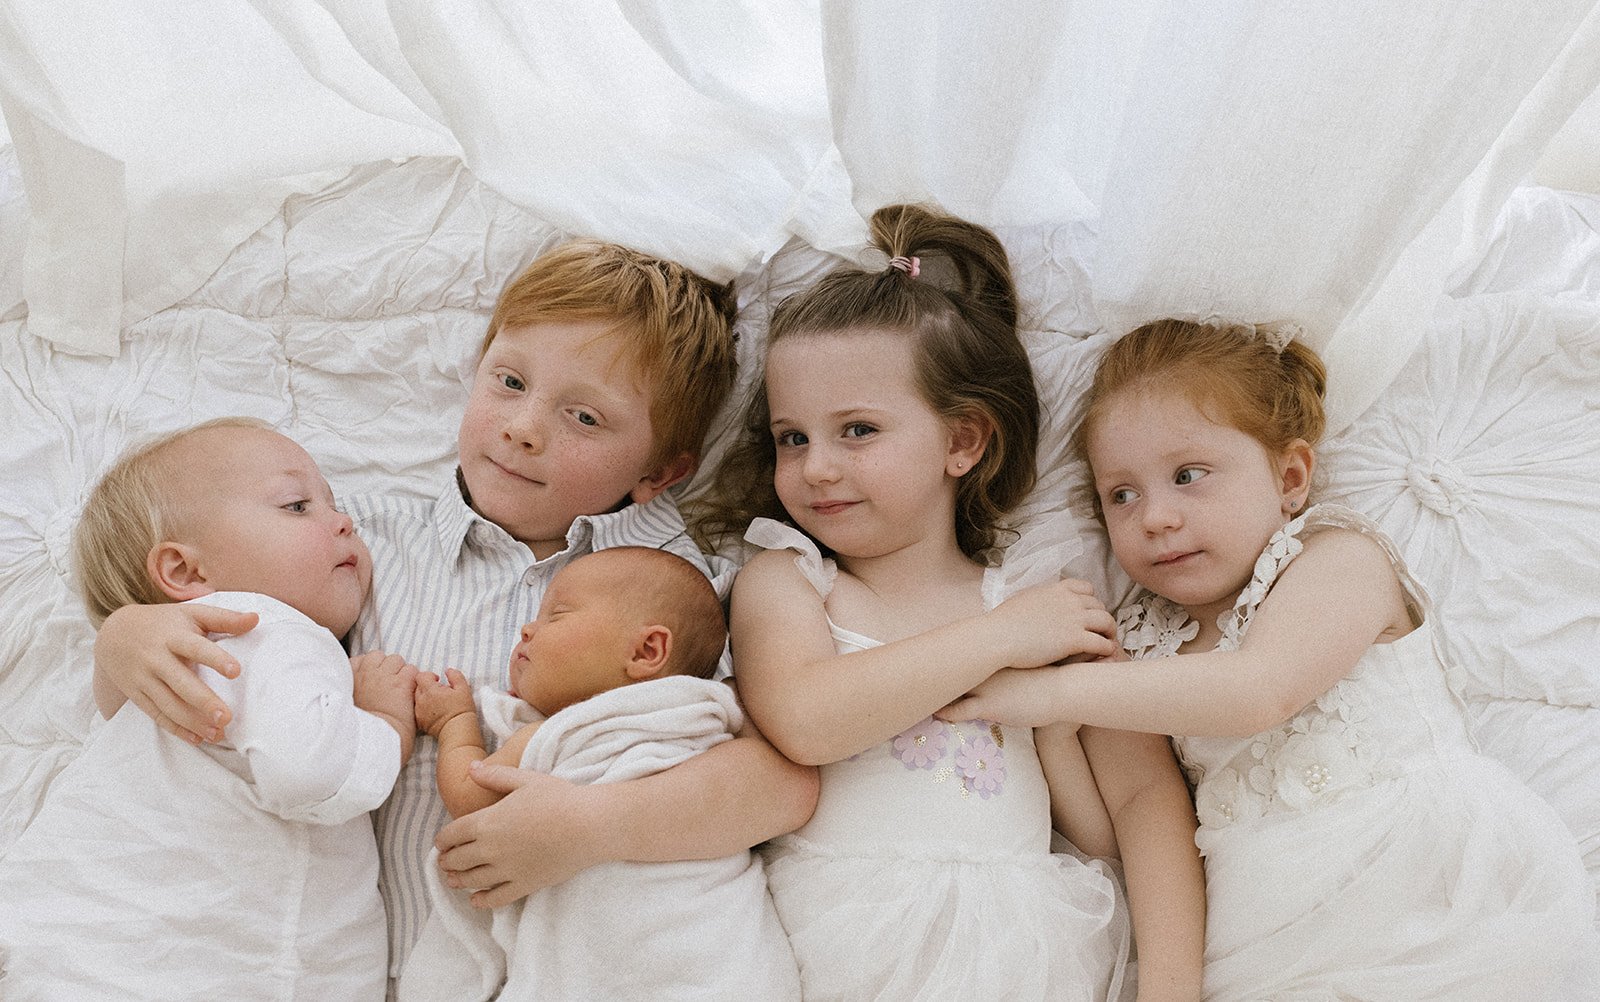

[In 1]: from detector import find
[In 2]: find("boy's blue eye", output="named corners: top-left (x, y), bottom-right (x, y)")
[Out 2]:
top-left (1175, 467), bottom-right (1207, 486)
top-left (499, 373), bottom-right (525, 392)
top-left (574, 410), bottom-right (598, 427)
top-left (775, 430), bottom-right (807, 447)
top-left (843, 423), bottom-right (875, 439)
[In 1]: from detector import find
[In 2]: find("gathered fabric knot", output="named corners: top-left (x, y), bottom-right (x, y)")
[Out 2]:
top-left (1405, 458), bottom-right (1476, 517)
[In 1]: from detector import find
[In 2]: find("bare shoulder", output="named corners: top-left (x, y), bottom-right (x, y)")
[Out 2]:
top-left (1279, 526), bottom-right (1411, 637)
top-left (731, 548), bottom-right (812, 600)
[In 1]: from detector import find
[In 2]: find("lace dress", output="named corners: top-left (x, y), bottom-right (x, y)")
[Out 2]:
top-left (1120, 503), bottom-right (1597, 1000)
top-left (746, 519), bottom-right (1133, 1002)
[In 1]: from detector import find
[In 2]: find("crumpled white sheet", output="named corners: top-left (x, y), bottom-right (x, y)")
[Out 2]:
top-left (0, 153), bottom-right (1595, 924)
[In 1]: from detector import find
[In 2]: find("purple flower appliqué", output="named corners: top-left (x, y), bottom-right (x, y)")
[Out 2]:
top-left (955, 734), bottom-right (1006, 798)
top-left (891, 717), bottom-right (949, 770)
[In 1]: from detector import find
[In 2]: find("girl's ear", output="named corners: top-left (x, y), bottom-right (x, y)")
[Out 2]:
top-left (624, 624), bottom-right (673, 681)
top-left (946, 412), bottom-right (995, 478)
top-left (1277, 439), bottom-right (1315, 514)
top-left (631, 452), bottom-right (697, 504)
top-left (146, 541), bottom-right (215, 602)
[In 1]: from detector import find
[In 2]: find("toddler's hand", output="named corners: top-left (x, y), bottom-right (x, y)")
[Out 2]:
top-left (986, 578), bottom-right (1118, 668)
top-left (352, 651), bottom-right (419, 763)
top-left (414, 667), bottom-right (477, 740)
top-left (937, 666), bottom-right (1069, 728)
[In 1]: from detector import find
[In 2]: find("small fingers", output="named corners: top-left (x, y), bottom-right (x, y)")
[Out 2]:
top-left (170, 633), bottom-right (242, 681)
top-left (146, 675), bottom-right (226, 741)
top-left (131, 691), bottom-right (205, 745)
top-left (444, 667), bottom-right (469, 688)
top-left (188, 605), bottom-right (259, 639)
top-left (470, 883), bottom-right (521, 910)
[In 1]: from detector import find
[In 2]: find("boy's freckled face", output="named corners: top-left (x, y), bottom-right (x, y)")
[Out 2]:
top-left (457, 321), bottom-right (666, 559)
top-left (174, 428), bottom-right (372, 637)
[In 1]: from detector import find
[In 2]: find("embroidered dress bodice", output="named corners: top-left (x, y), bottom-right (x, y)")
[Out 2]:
top-left (1119, 503), bottom-right (1477, 829)
top-left (741, 517), bottom-right (1132, 1001)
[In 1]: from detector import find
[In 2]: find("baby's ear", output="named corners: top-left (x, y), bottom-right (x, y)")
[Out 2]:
top-left (624, 624), bottom-right (673, 681)
top-left (146, 542), bottom-right (215, 602)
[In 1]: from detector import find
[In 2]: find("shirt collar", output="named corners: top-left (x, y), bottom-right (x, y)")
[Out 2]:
top-left (433, 468), bottom-right (691, 563)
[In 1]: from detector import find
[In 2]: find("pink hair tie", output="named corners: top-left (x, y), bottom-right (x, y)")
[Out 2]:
top-left (888, 255), bottom-right (920, 279)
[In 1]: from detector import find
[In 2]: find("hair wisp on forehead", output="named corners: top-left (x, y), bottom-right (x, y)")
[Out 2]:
top-left (692, 204), bottom-right (1040, 562)
top-left (1072, 318), bottom-right (1328, 516)
top-left (485, 240), bottom-right (738, 469)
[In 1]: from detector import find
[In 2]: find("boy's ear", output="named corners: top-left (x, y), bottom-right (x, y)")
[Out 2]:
top-left (624, 624), bottom-right (673, 681)
top-left (146, 541), bottom-right (216, 602)
top-left (630, 452), bottom-right (697, 504)
top-left (1278, 439), bottom-right (1315, 514)
top-left (946, 412), bottom-right (994, 478)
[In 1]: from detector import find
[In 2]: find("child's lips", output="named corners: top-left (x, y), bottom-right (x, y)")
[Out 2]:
top-left (1155, 550), bottom-right (1199, 566)
top-left (810, 499), bottom-right (858, 516)
top-left (491, 458), bottom-right (543, 485)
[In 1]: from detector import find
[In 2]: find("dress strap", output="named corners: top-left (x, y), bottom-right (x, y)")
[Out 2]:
top-left (1219, 502), bottom-right (1431, 649)
top-left (744, 517), bottom-right (837, 599)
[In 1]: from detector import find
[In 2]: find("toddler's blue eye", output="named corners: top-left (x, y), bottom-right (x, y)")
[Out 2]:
top-left (843, 423), bottom-right (875, 439)
top-left (776, 430), bottom-right (808, 447)
top-left (1108, 488), bottom-right (1137, 506)
top-left (1175, 467), bottom-right (1207, 486)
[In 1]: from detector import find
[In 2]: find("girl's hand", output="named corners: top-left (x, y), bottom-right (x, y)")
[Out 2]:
top-left (985, 578), bottom-right (1118, 669)
top-left (414, 667), bottom-right (477, 739)
top-left (93, 603), bottom-right (259, 743)
top-left (937, 665), bottom-right (1071, 727)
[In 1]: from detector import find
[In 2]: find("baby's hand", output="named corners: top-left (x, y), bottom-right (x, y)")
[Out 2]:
top-left (414, 668), bottom-right (476, 739)
top-left (986, 578), bottom-right (1118, 668)
top-left (352, 651), bottom-right (419, 764)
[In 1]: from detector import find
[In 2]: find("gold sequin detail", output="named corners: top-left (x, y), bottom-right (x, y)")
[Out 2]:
top-left (990, 723), bottom-right (1004, 748)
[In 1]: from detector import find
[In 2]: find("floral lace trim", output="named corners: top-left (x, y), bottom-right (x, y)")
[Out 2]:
top-left (1118, 504), bottom-right (1408, 828)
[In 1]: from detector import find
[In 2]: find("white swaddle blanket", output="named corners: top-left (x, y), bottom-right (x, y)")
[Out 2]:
top-left (398, 675), bottom-right (800, 1001)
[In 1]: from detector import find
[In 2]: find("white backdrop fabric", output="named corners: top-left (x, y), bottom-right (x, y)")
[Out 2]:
top-left (2, 2), bottom-right (1598, 429)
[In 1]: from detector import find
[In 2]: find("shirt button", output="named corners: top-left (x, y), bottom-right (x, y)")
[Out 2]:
top-left (522, 568), bottom-right (539, 586)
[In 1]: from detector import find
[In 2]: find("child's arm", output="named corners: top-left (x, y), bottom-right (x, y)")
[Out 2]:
top-left (415, 668), bottom-right (540, 819)
top-left (433, 698), bottom-right (819, 909)
top-left (92, 602), bottom-right (259, 742)
top-left (731, 549), bottom-right (1119, 766)
top-left (944, 529), bottom-right (1410, 737)
top-left (1035, 722), bottom-right (1118, 859)
top-left (1081, 725), bottom-right (1205, 1002)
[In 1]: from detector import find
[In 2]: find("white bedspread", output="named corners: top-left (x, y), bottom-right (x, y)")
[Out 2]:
top-left (398, 676), bottom-right (799, 1001)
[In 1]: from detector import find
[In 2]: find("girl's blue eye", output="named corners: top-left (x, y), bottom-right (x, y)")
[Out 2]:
top-left (1175, 467), bottom-right (1207, 486)
top-left (843, 423), bottom-right (875, 439)
top-left (499, 372), bottom-right (525, 392)
top-left (776, 430), bottom-right (807, 447)
top-left (1108, 488), bottom-right (1137, 506)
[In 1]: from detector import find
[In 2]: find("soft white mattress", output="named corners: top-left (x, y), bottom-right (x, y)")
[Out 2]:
top-left (1, 154), bottom-right (1596, 918)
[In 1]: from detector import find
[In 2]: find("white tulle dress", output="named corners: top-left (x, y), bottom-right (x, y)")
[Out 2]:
top-left (746, 519), bottom-right (1133, 1002)
top-left (1119, 503), bottom-right (1598, 1000)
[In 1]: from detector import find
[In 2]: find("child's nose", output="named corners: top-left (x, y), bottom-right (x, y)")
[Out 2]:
top-left (801, 445), bottom-right (839, 484)
top-left (520, 621), bottom-right (536, 643)
top-left (504, 407), bottom-right (547, 452)
top-left (334, 509), bottom-right (354, 535)
top-left (1142, 493), bottom-right (1182, 533)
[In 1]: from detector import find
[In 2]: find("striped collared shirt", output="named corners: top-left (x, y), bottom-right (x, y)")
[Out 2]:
top-left (342, 472), bottom-right (729, 976)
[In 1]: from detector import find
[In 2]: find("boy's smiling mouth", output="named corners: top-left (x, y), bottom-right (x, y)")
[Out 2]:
top-left (491, 458), bottom-right (545, 485)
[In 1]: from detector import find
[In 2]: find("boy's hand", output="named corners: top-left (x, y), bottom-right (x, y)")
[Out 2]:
top-left (984, 578), bottom-right (1118, 669)
top-left (414, 667), bottom-right (477, 739)
top-left (352, 651), bottom-right (419, 764)
top-left (94, 603), bottom-right (259, 744)
top-left (434, 766), bottom-right (605, 908)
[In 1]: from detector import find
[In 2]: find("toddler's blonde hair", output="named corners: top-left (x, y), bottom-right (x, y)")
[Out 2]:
top-left (73, 417), bottom-right (274, 627)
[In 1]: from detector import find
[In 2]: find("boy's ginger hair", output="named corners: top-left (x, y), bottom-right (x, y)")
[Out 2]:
top-left (73, 417), bottom-right (274, 627)
top-left (486, 241), bottom-right (739, 471)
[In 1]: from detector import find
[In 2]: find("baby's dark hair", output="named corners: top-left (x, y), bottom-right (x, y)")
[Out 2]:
top-left (1073, 318), bottom-right (1328, 518)
top-left (694, 204), bottom-right (1039, 562)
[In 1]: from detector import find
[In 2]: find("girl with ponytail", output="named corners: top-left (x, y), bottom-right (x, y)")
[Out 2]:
top-left (705, 207), bottom-right (1204, 1000)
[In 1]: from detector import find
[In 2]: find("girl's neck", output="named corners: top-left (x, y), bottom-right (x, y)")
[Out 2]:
top-left (835, 530), bottom-right (978, 597)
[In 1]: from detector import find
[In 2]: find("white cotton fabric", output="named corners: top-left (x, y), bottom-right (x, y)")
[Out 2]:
top-left (398, 676), bottom-right (799, 1002)
top-left (1121, 506), bottom-right (1598, 999)
top-left (0, 593), bottom-right (397, 1001)
top-left (746, 519), bottom-right (1134, 1002)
